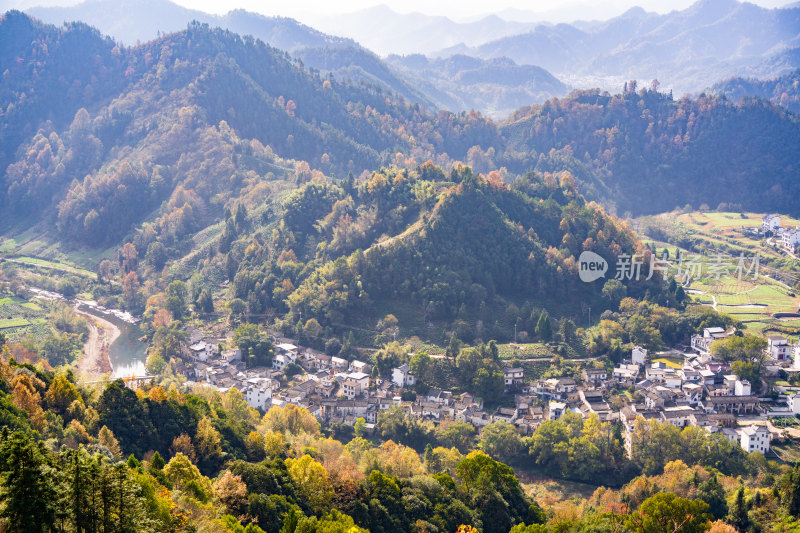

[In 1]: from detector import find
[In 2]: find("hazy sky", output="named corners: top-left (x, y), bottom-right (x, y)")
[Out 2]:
top-left (3, 0), bottom-right (795, 21)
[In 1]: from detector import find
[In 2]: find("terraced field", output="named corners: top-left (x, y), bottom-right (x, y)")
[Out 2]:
top-left (637, 211), bottom-right (800, 337)
top-left (0, 295), bottom-right (50, 341)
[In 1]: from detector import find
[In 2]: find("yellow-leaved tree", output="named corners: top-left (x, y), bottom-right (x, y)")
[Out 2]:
top-left (285, 454), bottom-right (333, 514)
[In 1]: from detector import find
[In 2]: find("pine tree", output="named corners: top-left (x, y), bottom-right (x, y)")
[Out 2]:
top-left (424, 443), bottom-right (435, 471)
top-left (446, 332), bottom-right (461, 360)
top-left (698, 473), bottom-right (728, 520)
top-left (280, 507), bottom-right (301, 533)
top-left (728, 484), bottom-right (751, 531)
top-left (784, 463), bottom-right (800, 517)
top-left (536, 311), bottom-right (553, 342)
top-left (0, 430), bottom-right (59, 531)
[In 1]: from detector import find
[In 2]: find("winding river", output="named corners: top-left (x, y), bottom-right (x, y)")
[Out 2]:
top-left (29, 288), bottom-right (147, 377)
top-left (76, 303), bottom-right (147, 377)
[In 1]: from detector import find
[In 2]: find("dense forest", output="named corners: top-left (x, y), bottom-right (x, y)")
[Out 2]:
top-left (229, 163), bottom-right (665, 342)
top-left (499, 85), bottom-right (800, 216)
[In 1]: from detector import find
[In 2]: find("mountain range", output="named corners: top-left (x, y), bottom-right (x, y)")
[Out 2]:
top-left (3, 9), bottom-right (799, 250)
top-left (24, 0), bottom-right (800, 117)
top-left (25, 0), bottom-right (569, 117)
top-left (447, 0), bottom-right (800, 94)
top-left (1, 9), bottom-right (799, 340)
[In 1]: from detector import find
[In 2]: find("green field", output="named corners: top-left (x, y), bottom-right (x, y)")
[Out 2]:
top-left (2, 256), bottom-right (96, 277)
top-left (771, 441), bottom-right (800, 464)
top-left (642, 211), bottom-right (800, 264)
top-left (0, 230), bottom-right (116, 273)
top-left (0, 292), bottom-right (52, 341)
top-left (497, 342), bottom-right (556, 360)
top-left (638, 211), bottom-right (800, 336)
top-left (0, 317), bottom-right (30, 329)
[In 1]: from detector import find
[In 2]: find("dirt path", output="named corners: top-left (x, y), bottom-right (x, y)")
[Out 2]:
top-left (74, 306), bottom-right (116, 377)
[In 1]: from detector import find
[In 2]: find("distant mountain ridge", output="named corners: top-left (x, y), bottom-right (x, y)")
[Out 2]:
top-left (385, 55), bottom-right (569, 118)
top-left (24, 0), bottom-right (569, 117)
top-left (3, 7), bottom-right (800, 255)
top-left (301, 4), bottom-right (536, 56)
top-left (455, 0), bottom-right (800, 94)
top-left (27, 0), bottom-right (356, 51)
top-left (0, 11), bottom-right (504, 239)
top-left (25, 0), bottom-right (800, 102)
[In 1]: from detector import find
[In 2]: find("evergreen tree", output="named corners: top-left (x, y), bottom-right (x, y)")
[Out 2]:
top-left (535, 311), bottom-right (553, 342)
top-left (559, 318), bottom-right (577, 346)
top-left (424, 443), bottom-right (435, 469)
top-left (698, 473), bottom-right (728, 520)
top-left (0, 430), bottom-right (58, 532)
top-left (196, 289), bottom-right (214, 313)
top-left (728, 485), bottom-right (751, 531)
top-left (280, 507), bottom-right (301, 533)
top-left (446, 332), bottom-right (462, 360)
top-left (784, 463), bottom-right (800, 517)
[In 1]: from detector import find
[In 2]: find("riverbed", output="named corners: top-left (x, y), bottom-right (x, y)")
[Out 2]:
top-left (75, 303), bottom-right (147, 377)
top-left (29, 287), bottom-right (147, 377)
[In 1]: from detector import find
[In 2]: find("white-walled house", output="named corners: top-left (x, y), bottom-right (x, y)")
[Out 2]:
top-left (503, 368), bottom-right (524, 390)
top-left (272, 353), bottom-right (295, 370)
top-left (664, 372), bottom-right (683, 389)
top-left (245, 381), bottom-right (272, 410)
top-left (350, 360), bottom-right (370, 374)
top-left (682, 383), bottom-right (703, 405)
top-left (762, 214), bottom-right (781, 233)
top-left (741, 425), bottom-right (770, 454)
top-left (789, 393), bottom-right (800, 414)
top-left (632, 346), bottom-right (647, 366)
top-left (341, 379), bottom-right (360, 399)
top-left (782, 229), bottom-right (800, 251)
top-left (768, 337), bottom-right (792, 361)
top-left (276, 343), bottom-right (298, 355)
top-left (392, 363), bottom-right (416, 387)
top-left (582, 368), bottom-right (608, 384)
top-left (691, 327), bottom-right (733, 355)
top-left (734, 379), bottom-right (752, 396)
top-left (331, 357), bottom-right (349, 371)
top-left (613, 364), bottom-right (640, 385)
top-left (222, 348), bottom-right (242, 363)
top-left (548, 401), bottom-right (567, 420)
top-left (343, 372), bottom-right (369, 397)
top-left (189, 341), bottom-right (216, 362)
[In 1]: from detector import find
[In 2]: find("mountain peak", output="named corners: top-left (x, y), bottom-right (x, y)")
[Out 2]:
top-left (618, 6), bottom-right (648, 18)
top-left (684, 0), bottom-right (741, 18)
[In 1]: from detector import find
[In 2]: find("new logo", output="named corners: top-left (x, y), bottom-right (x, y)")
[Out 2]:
top-left (578, 251), bottom-right (607, 282)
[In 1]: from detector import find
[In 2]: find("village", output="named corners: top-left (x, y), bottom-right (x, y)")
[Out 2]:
top-left (173, 321), bottom-right (800, 460)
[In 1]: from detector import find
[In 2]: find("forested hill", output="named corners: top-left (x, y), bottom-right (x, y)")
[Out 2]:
top-left (711, 69), bottom-right (800, 115)
top-left (499, 87), bottom-right (800, 216)
top-left (0, 11), bottom-right (499, 240)
top-left (228, 164), bottom-right (665, 342)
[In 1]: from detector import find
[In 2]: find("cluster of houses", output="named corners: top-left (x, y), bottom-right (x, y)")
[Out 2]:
top-left (762, 214), bottom-right (800, 254)
top-left (176, 324), bottom-right (799, 457)
top-left (611, 327), bottom-right (800, 455)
